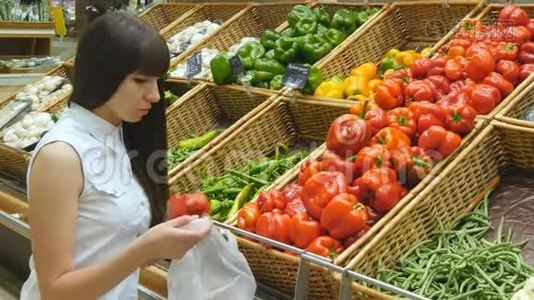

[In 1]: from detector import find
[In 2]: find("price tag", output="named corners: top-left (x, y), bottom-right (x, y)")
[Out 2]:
top-left (282, 63), bottom-right (310, 89)
top-left (186, 51), bottom-right (202, 80)
top-left (230, 55), bottom-right (245, 77)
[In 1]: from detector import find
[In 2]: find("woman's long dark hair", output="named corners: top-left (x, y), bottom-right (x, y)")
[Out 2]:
top-left (69, 12), bottom-right (170, 226)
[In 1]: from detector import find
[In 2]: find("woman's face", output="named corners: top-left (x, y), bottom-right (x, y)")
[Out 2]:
top-left (100, 72), bottom-right (161, 124)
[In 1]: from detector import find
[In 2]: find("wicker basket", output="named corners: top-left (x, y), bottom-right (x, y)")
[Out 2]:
top-left (138, 3), bottom-right (199, 32)
top-left (230, 116), bottom-right (485, 299)
top-left (343, 119), bottom-right (534, 298)
top-left (161, 3), bottom-right (250, 70)
top-left (315, 0), bottom-right (482, 80)
top-left (0, 63), bottom-right (72, 112)
top-left (167, 1), bottom-right (309, 80)
top-left (166, 81), bottom-right (275, 178)
top-left (0, 64), bottom-right (73, 179)
top-left (168, 96), bottom-right (352, 298)
top-left (426, 3), bottom-right (534, 121)
top-left (496, 75), bottom-right (534, 129)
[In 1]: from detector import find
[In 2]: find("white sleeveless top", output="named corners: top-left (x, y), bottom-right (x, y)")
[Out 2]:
top-left (20, 103), bottom-right (151, 300)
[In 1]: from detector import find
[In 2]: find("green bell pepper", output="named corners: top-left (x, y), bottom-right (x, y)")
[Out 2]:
top-left (210, 53), bottom-right (234, 84)
top-left (281, 27), bottom-right (296, 37)
top-left (270, 74), bottom-right (284, 90)
top-left (254, 58), bottom-right (286, 77)
top-left (274, 36), bottom-right (299, 64)
top-left (380, 56), bottom-right (404, 73)
top-left (331, 8), bottom-right (358, 34)
top-left (238, 42), bottom-right (265, 70)
top-left (264, 49), bottom-right (276, 60)
top-left (324, 28), bottom-right (347, 47)
top-left (254, 70), bottom-right (276, 81)
top-left (306, 65), bottom-right (323, 91)
top-left (294, 17), bottom-right (317, 36)
top-left (260, 30), bottom-right (282, 50)
top-left (316, 23), bottom-right (329, 37)
top-left (288, 5), bottom-right (317, 28)
top-left (313, 7), bottom-right (331, 26)
top-left (299, 34), bottom-right (332, 64)
top-left (353, 11), bottom-right (368, 27)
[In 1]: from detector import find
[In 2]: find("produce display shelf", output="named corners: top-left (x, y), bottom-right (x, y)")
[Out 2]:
top-left (344, 119), bottom-right (534, 298)
top-left (424, 3), bottom-right (534, 122)
top-left (166, 0), bottom-right (309, 85)
top-left (160, 2), bottom-right (251, 70)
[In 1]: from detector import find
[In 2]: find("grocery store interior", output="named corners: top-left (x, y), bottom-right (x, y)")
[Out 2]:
top-left (1, 0), bottom-right (533, 299)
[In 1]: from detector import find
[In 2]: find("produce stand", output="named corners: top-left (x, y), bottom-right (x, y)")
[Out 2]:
top-left (1, 1), bottom-right (534, 299)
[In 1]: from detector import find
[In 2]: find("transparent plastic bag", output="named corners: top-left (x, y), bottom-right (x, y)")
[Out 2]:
top-left (167, 227), bottom-right (256, 300)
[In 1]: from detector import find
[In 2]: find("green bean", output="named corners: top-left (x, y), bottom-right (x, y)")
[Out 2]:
top-left (448, 288), bottom-right (483, 300)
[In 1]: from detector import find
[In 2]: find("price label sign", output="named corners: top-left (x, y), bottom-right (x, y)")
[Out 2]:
top-left (282, 63), bottom-right (310, 89)
top-left (230, 55), bottom-right (245, 77)
top-left (186, 51), bottom-right (202, 80)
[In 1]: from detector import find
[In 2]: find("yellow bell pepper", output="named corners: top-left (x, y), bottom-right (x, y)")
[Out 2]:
top-left (386, 48), bottom-right (400, 58)
top-left (315, 76), bottom-right (344, 99)
top-left (396, 50), bottom-right (420, 67)
top-left (420, 47), bottom-right (432, 57)
top-left (343, 75), bottom-right (370, 98)
top-left (350, 62), bottom-right (377, 80)
top-left (368, 78), bottom-right (383, 93)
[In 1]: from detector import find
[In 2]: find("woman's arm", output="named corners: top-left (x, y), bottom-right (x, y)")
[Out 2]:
top-left (28, 142), bottom-right (210, 300)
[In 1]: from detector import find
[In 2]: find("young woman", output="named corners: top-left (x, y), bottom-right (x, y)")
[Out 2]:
top-left (21, 12), bottom-right (211, 299)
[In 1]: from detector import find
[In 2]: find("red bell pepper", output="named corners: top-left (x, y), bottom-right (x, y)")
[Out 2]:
top-left (427, 56), bottom-right (446, 76)
top-left (355, 144), bottom-right (392, 175)
top-left (167, 193), bottom-right (210, 218)
top-left (364, 108), bottom-right (388, 136)
top-left (320, 193), bottom-right (369, 240)
top-left (405, 80), bottom-right (435, 102)
top-left (349, 100), bottom-right (379, 118)
top-left (527, 19), bottom-right (534, 40)
top-left (374, 79), bottom-right (404, 110)
top-left (386, 107), bottom-right (417, 138)
top-left (445, 103), bottom-right (477, 135)
top-left (482, 72), bottom-right (514, 97)
top-left (343, 224), bottom-right (371, 249)
top-left (506, 26), bottom-right (531, 45)
top-left (255, 209), bottom-right (291, 244)
top-left (352, 168), bottom-right (406, 213)
top-left (370, 127), bottom-right (411, 151)
top-left (519, 64), bottom-right (534, 82)
top-left (445, 58), bottom-right (464, 81)
top-left (306, 236), bottom-right (344, 260)
top-left (391, 146), bottom-right (433, 188)
top-left (281, 183), bottom-right (303, 203)
top-left (465, 47), bottom-right (495, 81)
top-left (519, 42), bottom-right (534, 64)
top-left (495, 60), bottom-right (520, 85)
top-left (499, 5), bottom-right (529, 26)
top-left (408, 101), bottom-right (447, 134)
top-left (410, 57), bottom-right (432, 79)
top-left (301, 171), bottom-right (347, 220)
top-left (426, 75), bottom-right (451, 98)
top-left (418, 125), bottom-right (462, 159)
top-left (285, 198), bottom-right (307, 217)
top-left (322, 151), bottom-right (359, 183)
top-left (496, 42), bottom-right (519, 61)
top-left (257, 190), bottom-right (286, 213)
top-left (289, 212), bottom-right (321, 249)
top-left (469, 83), bottom-right (502, 115)
top-left (326, 114), bottom-right (370, 157)
top-left (436, 90), bottom-right (470, 109)
top-left (297, 159), bottom-right (325, 186)
top-left (237, 202), bottom-right (261, 232)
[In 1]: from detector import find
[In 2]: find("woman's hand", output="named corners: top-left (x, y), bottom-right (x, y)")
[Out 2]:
top-left (136, 215), bottom-right (212, 261)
